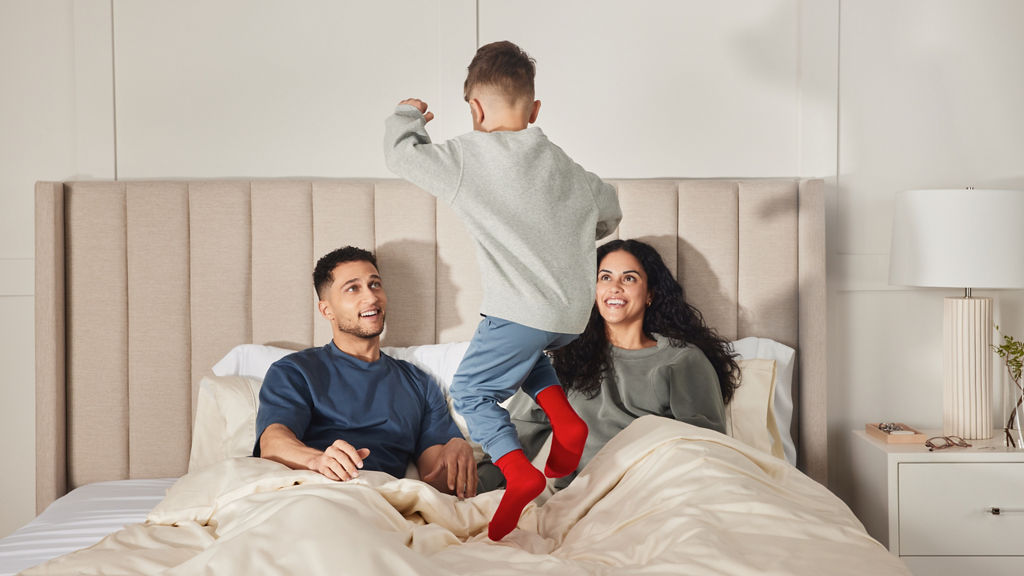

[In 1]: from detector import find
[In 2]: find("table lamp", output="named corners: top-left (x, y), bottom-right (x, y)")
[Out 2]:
top-left (889, 188), bottom-right (1024, 440)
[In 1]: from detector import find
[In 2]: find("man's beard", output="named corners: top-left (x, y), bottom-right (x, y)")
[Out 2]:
top-left (336, 314), bottom-right (385, 339)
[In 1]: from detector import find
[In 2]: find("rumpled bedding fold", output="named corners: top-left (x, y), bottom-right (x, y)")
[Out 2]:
top-left (23, 416), bottom-right (910, 575)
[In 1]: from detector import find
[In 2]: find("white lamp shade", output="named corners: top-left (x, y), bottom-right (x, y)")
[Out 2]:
top-left (889, 188), bottom-right (1024, 289)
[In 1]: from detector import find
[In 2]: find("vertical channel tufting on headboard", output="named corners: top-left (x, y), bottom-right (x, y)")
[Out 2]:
top-left (676, 180), bottom-right (741, 340)
top-left (373, 180), bottom-right (438, 348)
top-left (34, 177), bottom-right (827, 512)
top-left (737, 180), bottom-right (800, 346)
top-left (65, 182), bottom-right (131, 490)
top-left (797, 178), bottom-right (827, 483)
top-left (311, 180), bottom-right (376, 347)
top-left (125, 182), bottom-right (191, 480)
top-left (188, 181), bottom-right (253, 426)
top-left (436, 198), bottom-right (484, 344)
top-left (250, 181), bottom-right (314, 351)
top-left (34, 182), bottom-right (66, 514)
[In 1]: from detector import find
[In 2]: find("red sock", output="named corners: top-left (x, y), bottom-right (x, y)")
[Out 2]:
top-left (536, 386), bottom-right (588, 478)
top-left (489, 450), bottom-right (545, 541)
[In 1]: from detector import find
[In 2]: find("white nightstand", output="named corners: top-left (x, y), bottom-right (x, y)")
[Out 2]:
top-left (850, 429), bottom-right (1024, 576)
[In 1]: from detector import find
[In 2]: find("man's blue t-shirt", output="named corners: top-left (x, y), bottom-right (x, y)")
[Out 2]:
top-left (253, 342), bottom-right (462, 478)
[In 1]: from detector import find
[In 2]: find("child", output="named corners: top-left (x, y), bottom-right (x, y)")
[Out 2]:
top-left (384, 40), bottom-right (621, 540)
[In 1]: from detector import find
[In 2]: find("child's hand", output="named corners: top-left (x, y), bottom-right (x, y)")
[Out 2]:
top-left (398, 98), bottom-right (434, 123)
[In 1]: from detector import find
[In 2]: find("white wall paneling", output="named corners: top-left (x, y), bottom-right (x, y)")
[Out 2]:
top-left (0, 297), bottom-right (35, 537)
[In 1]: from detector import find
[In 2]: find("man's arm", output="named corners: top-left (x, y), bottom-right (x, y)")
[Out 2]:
top-left (416, 437), bottom-right (477, 499)
top-left (410, 363), bottom-right (478, 498)
top-left (255, 361), bottom-right (369, 481)
top-left (259, 423), bottom-right (371, 482)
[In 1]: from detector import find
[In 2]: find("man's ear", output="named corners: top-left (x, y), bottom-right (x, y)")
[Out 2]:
top-left (469, 98), bottom-right (484, 125)
top-left (529, 99), bottom-right (541, 124)
top-left (318, 300), bottom-right (333, 319)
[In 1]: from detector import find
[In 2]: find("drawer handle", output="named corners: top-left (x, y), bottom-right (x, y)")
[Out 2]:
top-left (989, 507), bottom-right (1024, 515)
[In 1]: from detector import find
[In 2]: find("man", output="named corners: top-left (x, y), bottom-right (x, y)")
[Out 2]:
top-left (254, 246), bottom-right (477, 498)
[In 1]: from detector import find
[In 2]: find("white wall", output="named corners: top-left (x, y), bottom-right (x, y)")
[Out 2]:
top-left (829, 0), bottom-right (1024, 508)
top-left (112, 0), bottom-right (476, 178)
top-left (0, 0), bottom-right (114, 539)
top-left (478, 0), bottom-right (802, 178)
top-left (2, 0), bottom-right (1023, 541)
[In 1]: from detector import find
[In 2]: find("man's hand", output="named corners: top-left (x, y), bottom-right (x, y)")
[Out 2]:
top-left (260, 424), bottom-right (371, 482)
top-left (418, 437), bottom-right (477, 499)
top-left (306, 440), bottom-right (372, 482)
top-left (398, 98), bottom-right (434, 123)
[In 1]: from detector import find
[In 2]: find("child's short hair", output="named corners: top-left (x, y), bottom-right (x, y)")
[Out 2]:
top-left (463, 41), bottom-right (536, 104)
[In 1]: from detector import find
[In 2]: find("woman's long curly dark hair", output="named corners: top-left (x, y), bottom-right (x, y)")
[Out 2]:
top-left (551, 239), bottom-right (740, 404)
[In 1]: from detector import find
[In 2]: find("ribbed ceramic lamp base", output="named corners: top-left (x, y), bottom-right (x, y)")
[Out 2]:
top-left (943, 296), bottom-right (992, 440)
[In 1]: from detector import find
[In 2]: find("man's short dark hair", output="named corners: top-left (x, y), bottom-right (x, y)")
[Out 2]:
top-left (313, 246), bottom-right (378, 299)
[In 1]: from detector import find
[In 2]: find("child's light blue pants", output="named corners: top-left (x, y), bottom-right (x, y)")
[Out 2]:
top-left (450, 316), bottom-right (578, 461)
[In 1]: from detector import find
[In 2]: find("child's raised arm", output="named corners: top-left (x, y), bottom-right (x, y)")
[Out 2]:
top-left (589, 175), bottom-right (622, 241)
top-left (383, 100), bottom-right (462, 202)
top-left (398, 98), bottom-right (435, 123)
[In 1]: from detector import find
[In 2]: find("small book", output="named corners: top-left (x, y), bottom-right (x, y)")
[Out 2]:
top-left (865, 422), bottom-right (927, 444)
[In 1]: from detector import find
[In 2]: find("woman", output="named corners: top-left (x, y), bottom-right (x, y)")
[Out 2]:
top-left (486, 239), bottom-right (740, 491)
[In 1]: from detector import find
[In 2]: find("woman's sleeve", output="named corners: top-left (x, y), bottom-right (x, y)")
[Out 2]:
top-left (660, 350), bottom-right (727, 434)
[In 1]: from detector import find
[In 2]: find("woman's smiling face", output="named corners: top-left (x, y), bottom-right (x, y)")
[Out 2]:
top-left (595, 249), bottom-right (651, 329)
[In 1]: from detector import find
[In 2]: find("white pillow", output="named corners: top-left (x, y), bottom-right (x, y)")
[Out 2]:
top-left (211, 343), bottom-right (295, 379)
top-left (731, 337), bottom-right (796, 465)
top-left (381, 341), bottom-right (470, 399)
top-left (188, 374), bottom-right (263, 472)
top-left (725, 358), bottom-right (784, 460)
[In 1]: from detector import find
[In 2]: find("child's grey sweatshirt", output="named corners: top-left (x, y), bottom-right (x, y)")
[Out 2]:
top-left (384, 104), bottom-right (622, 334)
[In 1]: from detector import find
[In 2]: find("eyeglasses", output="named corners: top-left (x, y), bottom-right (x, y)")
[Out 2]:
top-left (925, 435), bottom-right (972, 451)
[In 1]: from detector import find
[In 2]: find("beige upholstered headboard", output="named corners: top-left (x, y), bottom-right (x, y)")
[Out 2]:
top-left (35, 178), bottom-right (826, 512)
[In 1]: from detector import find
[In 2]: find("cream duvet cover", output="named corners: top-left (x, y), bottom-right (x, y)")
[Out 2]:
top-left (24, 416), bottom-right (909, 575)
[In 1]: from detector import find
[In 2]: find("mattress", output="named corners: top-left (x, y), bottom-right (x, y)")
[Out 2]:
top-left (0, 478), bottom-right (175, 576)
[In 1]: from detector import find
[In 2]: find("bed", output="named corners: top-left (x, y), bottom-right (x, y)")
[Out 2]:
top-left (4, 177), bottom-right (910, 574)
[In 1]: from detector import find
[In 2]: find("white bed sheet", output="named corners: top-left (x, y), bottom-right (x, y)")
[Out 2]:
top-left (0, 478), bottom-right (175, 576)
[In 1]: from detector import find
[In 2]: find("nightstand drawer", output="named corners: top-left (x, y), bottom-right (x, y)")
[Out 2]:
top-left (899, 462), bottom-right (1024, 556)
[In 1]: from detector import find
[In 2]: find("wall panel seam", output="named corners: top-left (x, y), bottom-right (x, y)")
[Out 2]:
top-left (109, 0), bottom-right (119, 180)
top-left (185, 183), bottom-right (194, 429)
top-left (122, 182), bottom-right (131, 477)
